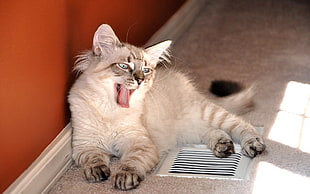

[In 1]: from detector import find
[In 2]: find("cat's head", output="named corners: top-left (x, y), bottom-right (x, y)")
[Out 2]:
top-left (74, 24), bottom-right (171, 108)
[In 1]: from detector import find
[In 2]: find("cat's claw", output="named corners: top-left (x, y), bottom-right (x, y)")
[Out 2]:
top-left (214, 139), bottom-right (235, 158)
top-left (84, 164), bottom-right (111, 182)
top-left (242, 137), bottom-right (266, 158)
top-left (113, 168), bottom-right (142, 190)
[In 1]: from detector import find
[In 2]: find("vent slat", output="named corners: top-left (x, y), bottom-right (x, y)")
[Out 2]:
top-left (176, 156), bottom-right (241, 161)
top-left (170, 167), bottom-right (237, 172)
top-left (171, 164), bottom-right (238, 170)
top-left (169, 170), bottom-right (235, 176)
top-left (168, 148), bottom-right (242, 177)
top-left (178, 152), bottom-right (241, 158)
top-left (172, 162), bottom-right (239, 168)
top-left (169, 169), bottom-right (236, 174)
top-left (178, 153), bottom-right (241, 158)
top-left (174, 158), bottom-right (240, 164)
top-left (178, 152), bottom-right (241, 157)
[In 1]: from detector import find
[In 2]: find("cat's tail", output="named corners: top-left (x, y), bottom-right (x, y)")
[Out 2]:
top-left (209, 80), bottom-right (256, 115)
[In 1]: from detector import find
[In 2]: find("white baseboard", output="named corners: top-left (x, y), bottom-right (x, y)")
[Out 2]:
top-left (4, 1), bottom-right (206, 193)
top-left (4, 124), bottom-right (73, 194)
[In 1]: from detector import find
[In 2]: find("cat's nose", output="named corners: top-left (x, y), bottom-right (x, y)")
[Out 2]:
top-left (136, 78), bottom-right (144, 85)
top-left (133, 71), bottom-right (145, 85)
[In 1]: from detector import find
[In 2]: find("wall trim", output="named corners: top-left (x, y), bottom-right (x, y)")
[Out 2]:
top-left (4, 124), bottom-right (72, 194)
top-left (4, 0), bottom-right (206, 193)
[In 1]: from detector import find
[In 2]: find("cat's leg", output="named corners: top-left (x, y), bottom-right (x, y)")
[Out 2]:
top-left (112, 129), bottom-right (159, 190)
top-left (231, 123), bottom-right (266, 158)
top-left (203, 129), bottom-right (235, 158)
top-left (72, 146), bottom-right (112, 182)
top-left (202, 101), bottom-right (265, 158)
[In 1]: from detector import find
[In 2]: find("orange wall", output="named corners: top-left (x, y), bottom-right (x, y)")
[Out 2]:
top-left (0, 0), bottom-right (184, 192)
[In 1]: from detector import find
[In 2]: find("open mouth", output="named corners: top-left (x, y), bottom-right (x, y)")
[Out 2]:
top-left (116, 84), bottom-right (135, 108)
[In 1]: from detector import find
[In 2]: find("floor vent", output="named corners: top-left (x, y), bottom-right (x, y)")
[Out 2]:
top-left (154, 127), bottom-right (263, 180)
top-left (169, 148), bottom-right (242, 176)
top-left (154, 144), bottom-right (254, 180)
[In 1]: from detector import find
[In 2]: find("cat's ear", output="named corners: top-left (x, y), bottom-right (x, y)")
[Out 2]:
top-left (93, 24), bottom-right (121, 56)
top-left (145, 40), bottom-right (172, 67)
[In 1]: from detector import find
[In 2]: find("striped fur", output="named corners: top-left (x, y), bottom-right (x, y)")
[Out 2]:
top-left (68, 24), bottom-right (265, 191)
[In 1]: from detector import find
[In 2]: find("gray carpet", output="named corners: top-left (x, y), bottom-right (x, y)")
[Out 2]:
top-left (49, 0), bottom-right (310, 193)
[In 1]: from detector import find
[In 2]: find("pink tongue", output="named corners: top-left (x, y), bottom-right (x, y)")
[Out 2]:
top-left (117, 85), bottom-right (130, 108)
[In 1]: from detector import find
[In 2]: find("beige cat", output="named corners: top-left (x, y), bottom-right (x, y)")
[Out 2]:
top-left (68, 24), bottom-right (265, 190)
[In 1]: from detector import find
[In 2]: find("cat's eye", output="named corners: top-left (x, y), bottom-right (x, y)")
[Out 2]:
top-left (117, 63), bottom-right (129, 70)
top-left (142, 67), bottom-right (152, 74)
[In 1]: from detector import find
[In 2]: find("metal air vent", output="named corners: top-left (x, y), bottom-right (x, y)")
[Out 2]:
top-left (154, 126), bottom-right (264, 180)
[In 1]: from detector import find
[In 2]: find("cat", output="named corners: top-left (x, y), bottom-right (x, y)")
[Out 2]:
top-left (68, 24), bottom-right (266, 190)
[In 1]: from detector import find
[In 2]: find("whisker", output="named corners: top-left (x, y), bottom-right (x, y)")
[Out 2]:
top-left (126, 23), bottom-right (137, 43)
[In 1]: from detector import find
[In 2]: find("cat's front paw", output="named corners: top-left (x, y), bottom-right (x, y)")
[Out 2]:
top-left (84, 164), bottom-right (111, 183)
top-left (242, 137), bottom-right (266, 158)
top-left (214, 139), bottom-right (235, 158)
top-left (113, 167), bottom-right (143, 190)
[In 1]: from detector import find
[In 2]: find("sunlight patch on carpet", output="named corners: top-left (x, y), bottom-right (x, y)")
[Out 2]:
top-left (252, 162), bottom-right (310, 194)
top-left (268, 81), bottom-right (310, 153)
